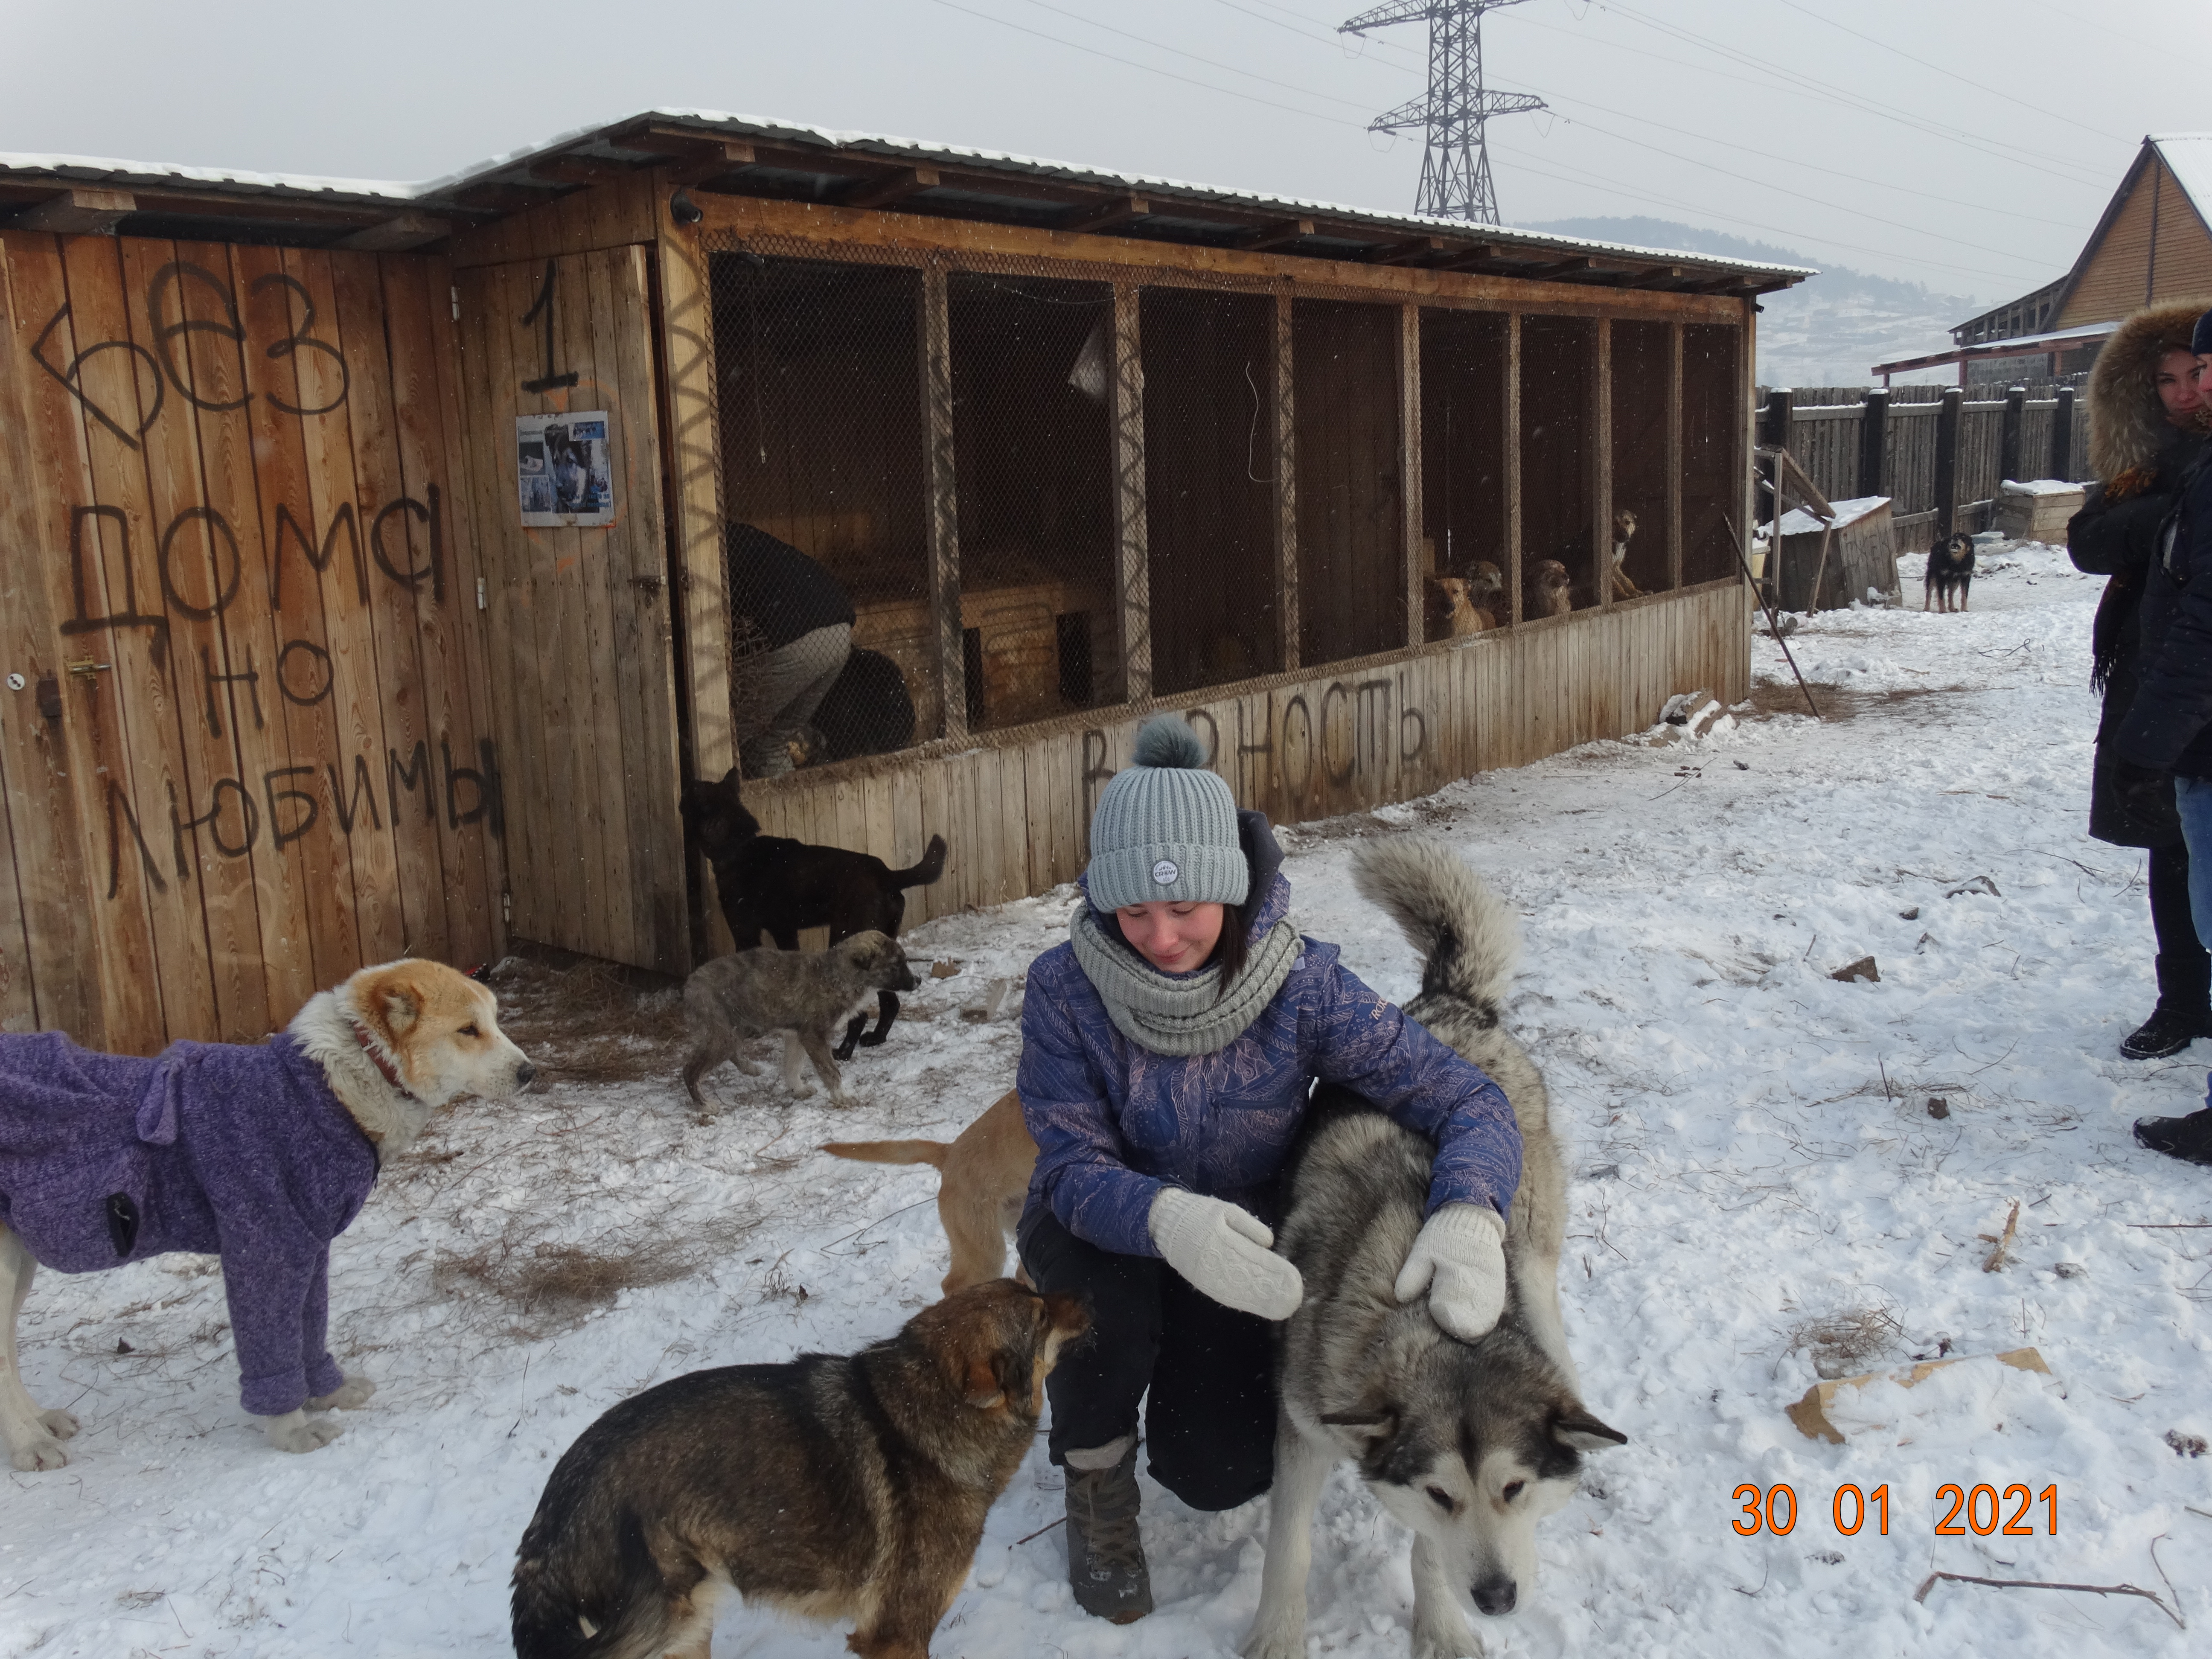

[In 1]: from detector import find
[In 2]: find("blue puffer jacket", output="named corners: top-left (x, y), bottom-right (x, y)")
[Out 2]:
top-left (1017, 845), bottom-right (1523, 1258)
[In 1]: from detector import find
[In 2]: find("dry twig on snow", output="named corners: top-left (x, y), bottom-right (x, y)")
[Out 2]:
top-left (1982, 1200), bottom-right (2021, 1273)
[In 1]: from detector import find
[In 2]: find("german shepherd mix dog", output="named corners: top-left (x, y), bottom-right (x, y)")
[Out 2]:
top-left (1243, 839), bottom-right (1626, 1659)
top-left (678, 768), bottom-right (947, 1059)
top-left (511, 1280), bottom-right (1090, 1659)
top-left (1925, 533), bottom-right (1976, 613)
top-left (681, 932), bottom-right (920, 1110)
top-left (0, 959), bottom-right (533, 1469)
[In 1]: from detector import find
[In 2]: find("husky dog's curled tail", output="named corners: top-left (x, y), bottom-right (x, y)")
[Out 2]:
top-left (1350, 836), bottom-right (1519, 1027)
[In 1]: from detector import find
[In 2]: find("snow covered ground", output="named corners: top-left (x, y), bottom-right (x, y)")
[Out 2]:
top-left (6, 540), bottom-right (2209, 1659)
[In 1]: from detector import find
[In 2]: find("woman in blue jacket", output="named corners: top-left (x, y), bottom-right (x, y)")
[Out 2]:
top-left (1016, 716), bottom-right (1524, 1623)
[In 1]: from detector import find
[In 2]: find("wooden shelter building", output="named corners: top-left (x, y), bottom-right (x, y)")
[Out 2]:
top-left (0, 113), bottom-right (1803, 1052)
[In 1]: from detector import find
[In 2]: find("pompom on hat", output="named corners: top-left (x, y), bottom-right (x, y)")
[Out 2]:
top-left (1086, 716), bottom-right (1249, 912)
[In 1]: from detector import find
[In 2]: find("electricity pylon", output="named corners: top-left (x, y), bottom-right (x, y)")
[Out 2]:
top-left (1342, 0), bottom-right (1546, 224)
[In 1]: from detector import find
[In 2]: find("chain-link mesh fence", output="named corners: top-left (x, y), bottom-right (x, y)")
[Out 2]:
top-left (1420, 308), bottom-right (1511, 635)
top-left (947, 271), bottom-right (1116, 731)
top-left (1609, 319), bottom-right (1674, 599)
top-left (1141, 287), bottom-right (1281, 693)
top-left (711, 250), bottom-right (932, 774)
top-left (1521, 314), bottom-right (1598, 616)
top-left (1683, 323), bottom-right (1743, 585)
top-left (1293, 297), bottom-right (1406, 666)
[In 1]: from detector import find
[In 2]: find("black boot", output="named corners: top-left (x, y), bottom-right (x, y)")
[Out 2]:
top-left (2134, 1108), bottom-right (2212, 1163)
top-left (1063, 1440), bottom-right (1151, 1623)
top-left (2121, 1002), bottom-right (2212, 1060)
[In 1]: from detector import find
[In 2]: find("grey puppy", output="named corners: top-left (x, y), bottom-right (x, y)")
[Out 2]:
top-left (1244, 838), bottom-right (1626, 1659)
top-left (681, 931), bottom-right (918, 1109)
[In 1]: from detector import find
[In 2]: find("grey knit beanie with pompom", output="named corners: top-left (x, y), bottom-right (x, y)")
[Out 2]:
top-left (1086, 716), bottom-right (1249, 912)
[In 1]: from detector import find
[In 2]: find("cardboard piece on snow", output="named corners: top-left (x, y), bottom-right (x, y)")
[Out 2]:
top-left (1786, 1348), bottom-right (2051, 1444)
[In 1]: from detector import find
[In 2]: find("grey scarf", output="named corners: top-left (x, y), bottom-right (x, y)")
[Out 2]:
top-left (1069, 905), bottom-right (1304, 1057)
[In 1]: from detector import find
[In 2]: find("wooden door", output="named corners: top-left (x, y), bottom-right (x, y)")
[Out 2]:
top-left (455, 246), bottom-right (688, 974)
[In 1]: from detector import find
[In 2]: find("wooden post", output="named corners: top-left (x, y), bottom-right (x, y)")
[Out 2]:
top-left (918, 265), bottom-right (966, 738)
top-left (1999, 384), bottom-right (2026, 483)
top-left (1398, 303), bottom-right (1424, 646)
top-left (1933, 387), bottom-right (1964, 540)
top-left (1110, 282), bottom-right (1152, 703)
top-left (1858, 388), bottom-right (1889, 499)
top-left (1270, 291), bottom-right (1299, 672)
top-left (1665, 320), bottom-right (1684, 592)
top-left (1760, 387), bottom-right (1794, 550)
top-left (1505, 313), bottom-right (1524, 624)
top-left (1594, 317), bottom-right (1613, 609)
top-left (2051, 385), bottom-right (2075, 480)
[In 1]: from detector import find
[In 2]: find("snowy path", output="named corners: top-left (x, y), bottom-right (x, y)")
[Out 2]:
top-left (4, 541), bottom-right (2208, 1658)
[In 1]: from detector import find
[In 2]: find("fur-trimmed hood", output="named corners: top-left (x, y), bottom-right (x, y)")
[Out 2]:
top-left (2087, 297), bottom-right (2212, 479)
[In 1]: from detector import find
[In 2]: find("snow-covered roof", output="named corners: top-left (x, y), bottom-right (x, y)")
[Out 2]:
top-left (0, 110), bottom-right (1812, 292)
top-left (2149, 133), bottom-right (2212, 224)
top-left (1777, 495), bottom-right (1889, 536)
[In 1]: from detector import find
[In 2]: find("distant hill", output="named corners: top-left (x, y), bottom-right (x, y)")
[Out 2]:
top-left (1518, 216), bottom-right (1983, 388)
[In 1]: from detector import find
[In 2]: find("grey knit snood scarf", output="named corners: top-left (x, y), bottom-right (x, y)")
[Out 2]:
top-left (1068, 905), bottom-right (1304, 1057)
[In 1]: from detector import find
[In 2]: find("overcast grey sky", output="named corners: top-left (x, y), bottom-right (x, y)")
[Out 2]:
top-left (4, 0), bottom-right (2205, 305)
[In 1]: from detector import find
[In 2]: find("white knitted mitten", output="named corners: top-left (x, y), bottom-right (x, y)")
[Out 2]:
top-left (1393, 1203), bottom-right (1508, 1340)
top-left (1147, 1190), bottom-right (1304, 1320)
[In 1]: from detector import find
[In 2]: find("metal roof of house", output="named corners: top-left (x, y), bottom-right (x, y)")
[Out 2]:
top-left (0, 109), bottom-right (1812, 295)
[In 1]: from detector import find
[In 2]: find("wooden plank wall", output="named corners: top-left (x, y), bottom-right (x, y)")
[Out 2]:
top-left (0, 231), bottom-right (501, 1052)
top-left (2056, 154), bottom-right (2212, 329)
top-left (741, 579), bottom-right (1747, 931)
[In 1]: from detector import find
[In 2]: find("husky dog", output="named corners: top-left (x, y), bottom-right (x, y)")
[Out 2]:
top-left (512, 1280), bottom-right (1091, 1659)
top-left (1924, 533), bottom-right (1975, 613)
top-left (0, 959), bottom-right (534, 1468)
top-left (680, 931), bottom-right (920, 1109)
top-left (823, 1089), bottom-right (1039, 1295)
top-left (1243, 838), bottom-right (1625, 1659)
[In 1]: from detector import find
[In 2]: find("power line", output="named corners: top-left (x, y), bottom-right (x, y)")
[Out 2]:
top-left (1012, 0), bottom-right (1377, 111)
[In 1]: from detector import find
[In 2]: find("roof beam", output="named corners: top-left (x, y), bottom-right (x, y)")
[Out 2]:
top-left (10, 187), bottom-right (134, 234)
top-left (1060, 194), bottom-right (1147, 235)
top-left (843, 165), bottom-right (940, 211)
top-left (1241, 217), bottom-right (1314, 251)
top-left (331, 212), bottom-right (454, 253)
top-left (1372, 235), bottom-right (1450, 265)
top-left (528, 156), bottom-right (643, 187)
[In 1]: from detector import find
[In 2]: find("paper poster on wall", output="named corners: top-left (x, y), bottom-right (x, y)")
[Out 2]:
top-left (516, 413), bottom-right (614, 527)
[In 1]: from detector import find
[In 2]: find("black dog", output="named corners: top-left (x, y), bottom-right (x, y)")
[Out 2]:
top-left (1924, 533), bottom-right (1975, 613)
top-left (678, 768), bottom-right (947, 1059)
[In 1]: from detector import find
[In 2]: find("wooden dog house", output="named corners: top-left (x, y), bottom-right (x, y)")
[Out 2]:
top-left (0, 114), bottom-right (1804, 1052)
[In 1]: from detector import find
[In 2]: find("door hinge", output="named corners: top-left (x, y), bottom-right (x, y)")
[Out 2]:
top-left (476, 575), bottom-right (487, 611)
top-left (451, 285), bottom-right (460, 321)
top-left (501, 891), bottom-right (512, 924)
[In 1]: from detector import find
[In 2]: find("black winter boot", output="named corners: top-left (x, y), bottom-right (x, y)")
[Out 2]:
top-left (2121, 1003), bottom-right (2212, 1060)
top-left (1063, 1439), bottom-right (1152, 1623)
top-left (2135, 1108), bottom-right (2212, 1164)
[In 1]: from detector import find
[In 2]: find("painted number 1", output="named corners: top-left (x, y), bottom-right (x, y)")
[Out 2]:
top-left (519, 258), bottom-right (579, 394)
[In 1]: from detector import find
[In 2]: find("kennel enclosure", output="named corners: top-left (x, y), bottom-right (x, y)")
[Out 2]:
top-left (0, 117), bottom-right (1803, 1051)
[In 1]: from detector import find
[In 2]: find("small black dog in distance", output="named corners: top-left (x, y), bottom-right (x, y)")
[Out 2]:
top-left (678, 768), bottom-right (946, 1058)
top-left (1924, 533), bottom-right (1975, 613)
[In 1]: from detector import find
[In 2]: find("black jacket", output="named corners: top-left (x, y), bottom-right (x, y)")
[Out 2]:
top-left (2069, 428), bottom-right (2204, 844)
top-left (725, 524), bottom-right (855, 651)
top-left (2116, 454), bottom-right (2212, 781)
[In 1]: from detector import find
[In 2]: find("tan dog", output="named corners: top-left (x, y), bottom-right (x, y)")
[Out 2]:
top-left (1531, 559), bottom-right (1574, 617)
top-left (1610, 509), bottom-right (1642, 600)
top-left (511, 1280), bottom-right (1090, 1659)
top-left (824, 1091), bottom-right (1039, 1294)
top-left (1427, 576), bottom-right (1496, 639)
top-left (0, 959), bottom-right (534, 1468)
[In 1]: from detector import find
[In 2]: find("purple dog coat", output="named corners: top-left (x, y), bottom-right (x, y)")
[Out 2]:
top-left (0, 1030), bottom-right (378, 1417)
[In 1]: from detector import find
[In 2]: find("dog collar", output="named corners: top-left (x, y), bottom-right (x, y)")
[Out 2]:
top-left (349, 1021), bottom-right (417, 1103)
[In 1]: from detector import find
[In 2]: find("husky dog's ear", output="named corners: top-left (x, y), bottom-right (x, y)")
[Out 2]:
top-left (962, 1357), bottom-right (1007, 1410)
top-left (1551, 1405), bottom-right (1628, 1451)
top-left (1321, 1405), bottom-right (1401, 1469)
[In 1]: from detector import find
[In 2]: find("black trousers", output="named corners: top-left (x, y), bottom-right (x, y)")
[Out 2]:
top-left (2150, 841), bottom-right (2211, 1012)
top-left (1017, 1206), bottom-right (1278, 1512)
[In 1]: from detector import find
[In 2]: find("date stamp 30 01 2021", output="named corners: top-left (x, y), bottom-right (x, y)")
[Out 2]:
top-left (1732, 1482), bottom-right (2058, 1539)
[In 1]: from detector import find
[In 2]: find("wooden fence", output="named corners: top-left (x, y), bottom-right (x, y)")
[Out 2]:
top-left (1757, 384), bottom-right (2093, 543)
top-left (0, 230), bottom-right (502, 1055)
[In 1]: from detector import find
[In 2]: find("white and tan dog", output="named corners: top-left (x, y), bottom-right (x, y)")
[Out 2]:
top-left (0, 958), bottom-right (533, 1469)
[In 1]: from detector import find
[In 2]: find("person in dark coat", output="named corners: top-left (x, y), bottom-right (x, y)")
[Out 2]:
top-left (1015, 716), bottom-right (1522, 1622)
top-left (2113, 307), bottom-right (2212, 1164)
top-left (725, 524), bottom-right (855, 778)
top-left (2067, 299), bottom-right (2212, 1059)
